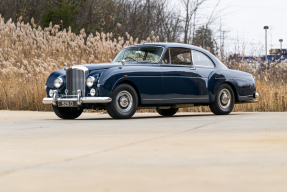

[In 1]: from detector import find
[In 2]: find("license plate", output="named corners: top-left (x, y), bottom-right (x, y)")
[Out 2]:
top-left (58, 101), bottom-right (77, 107)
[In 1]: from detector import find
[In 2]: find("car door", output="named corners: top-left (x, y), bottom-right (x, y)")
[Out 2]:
top-left (161, 48), bottom-right (201, 104)
top-left (191, 50), bottom-right (216, 103)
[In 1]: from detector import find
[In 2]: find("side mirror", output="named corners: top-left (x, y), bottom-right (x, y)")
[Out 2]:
top-left (121, 59), bottom-right (126, 65)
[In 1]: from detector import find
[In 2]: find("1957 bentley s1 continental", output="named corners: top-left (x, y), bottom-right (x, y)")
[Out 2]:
top-left (42, 43), bottom-right (259, 119)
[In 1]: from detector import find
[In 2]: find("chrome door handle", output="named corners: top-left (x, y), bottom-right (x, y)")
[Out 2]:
top-left (190, 67), bottom-right (196, 70)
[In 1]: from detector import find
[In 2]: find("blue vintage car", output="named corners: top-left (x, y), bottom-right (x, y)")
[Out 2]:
top-left (42, 43), bottom-right (259, 119)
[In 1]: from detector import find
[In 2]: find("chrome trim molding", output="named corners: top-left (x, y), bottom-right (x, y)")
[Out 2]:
top-left (70, 65), bottom-right (89, 72)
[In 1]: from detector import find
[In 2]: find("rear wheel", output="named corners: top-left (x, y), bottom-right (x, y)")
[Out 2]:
top-left (52, 105), bottom-right (83, 119)
top-left (209, 84), bottom-right (235, 115)
top-left (156, 108), bottom-right (178, 117)
top-left (106, 84), bottom-right (138, 119)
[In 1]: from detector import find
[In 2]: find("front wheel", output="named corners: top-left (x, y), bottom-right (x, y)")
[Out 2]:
top-left (52, 105), bottom-right (83, 119)
top-left (106, 84), bottom-right (138, 119)
top-left (156, 108), bottom-right (178, 117)
top-left (209, 84), bottom-right (235, 115)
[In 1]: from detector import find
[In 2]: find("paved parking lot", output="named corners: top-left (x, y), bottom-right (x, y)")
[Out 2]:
top-left (0, 111), bottom-right (287, 192)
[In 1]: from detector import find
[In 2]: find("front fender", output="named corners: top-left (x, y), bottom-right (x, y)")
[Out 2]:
top-left (45, 69), bottom-right (66, 96)
top-left (98, 67), bottom-right (128, 98)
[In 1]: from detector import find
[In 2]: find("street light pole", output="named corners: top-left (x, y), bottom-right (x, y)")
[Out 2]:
top-left (264, 26), bottom-right (269, 62)
top-left (279, 39), bottom-right (283, 50)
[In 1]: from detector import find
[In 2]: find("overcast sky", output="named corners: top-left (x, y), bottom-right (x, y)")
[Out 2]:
top-left (172, 0), bottom-right (287, 55)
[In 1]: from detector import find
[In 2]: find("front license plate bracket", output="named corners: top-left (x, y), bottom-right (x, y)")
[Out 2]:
top-left (58, 101), bottom-right (77, 107)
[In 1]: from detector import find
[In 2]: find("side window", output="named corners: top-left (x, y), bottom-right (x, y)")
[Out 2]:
top-left (161, 49), bottom-right (170, 64)
top-left (192, 50), bottom-right (214, 68)
top-left (170, 48), bottom-right (192, 65)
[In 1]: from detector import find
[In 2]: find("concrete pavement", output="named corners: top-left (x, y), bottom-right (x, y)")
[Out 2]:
top-left (0, 111), bottom-right (287, 192)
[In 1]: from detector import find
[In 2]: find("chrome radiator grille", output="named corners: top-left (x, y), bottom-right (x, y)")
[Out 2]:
top-left (66, 67), bottom-right (87, 96)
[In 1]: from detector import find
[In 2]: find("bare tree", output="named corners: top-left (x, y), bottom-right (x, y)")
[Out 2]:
top-left (181, 0), bottom-right (206, 44)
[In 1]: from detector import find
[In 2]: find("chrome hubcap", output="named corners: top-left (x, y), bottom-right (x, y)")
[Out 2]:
top-left (219, 89), bottom-right (231, 109)
top-left (116, 90), bottom-right (133, 113)
top-left (120, 96), bottom-right (129, 107)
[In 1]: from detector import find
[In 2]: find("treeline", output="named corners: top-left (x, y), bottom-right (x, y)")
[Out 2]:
top-left (0, 0), bottom-right (217, 53)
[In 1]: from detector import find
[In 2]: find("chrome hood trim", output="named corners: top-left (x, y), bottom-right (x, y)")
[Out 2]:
top-left (69, 65), bottom-right (89, 72)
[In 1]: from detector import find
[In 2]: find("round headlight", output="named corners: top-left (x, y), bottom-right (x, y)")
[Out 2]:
top-left (86, 76), bottom-right (96, 88)
top-left (54, 77), bottom-right (63, 88)
top-left (49, 89), bottom-right (54, 97)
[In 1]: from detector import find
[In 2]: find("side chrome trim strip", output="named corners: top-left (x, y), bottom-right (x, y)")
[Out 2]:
top-left (143, 97), bottom-right (209, 101)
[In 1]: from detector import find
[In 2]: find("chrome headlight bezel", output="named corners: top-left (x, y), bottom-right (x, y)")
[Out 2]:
top-left (54, 77), bottom-right (63, 88)
top-left (86, 76), bottom-right (96, 88)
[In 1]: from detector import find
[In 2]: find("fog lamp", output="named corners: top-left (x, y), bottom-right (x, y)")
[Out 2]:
top-left (49, 89), bottom-right (54, 97)
top-left (90, 88), bottom-right (96, 96)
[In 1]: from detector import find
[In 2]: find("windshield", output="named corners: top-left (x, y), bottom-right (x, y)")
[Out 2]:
top-left (113, 46), bottom-right (164, 63)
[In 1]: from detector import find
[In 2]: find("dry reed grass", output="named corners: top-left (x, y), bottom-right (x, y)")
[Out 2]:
top-left (0, 16), bottom-right (286, 112)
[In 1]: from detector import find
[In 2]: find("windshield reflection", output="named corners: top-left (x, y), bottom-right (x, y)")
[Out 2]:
top-left (113, 46), bottom-right (164, 63)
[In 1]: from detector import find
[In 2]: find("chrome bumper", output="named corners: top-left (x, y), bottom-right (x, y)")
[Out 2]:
top-left (42, 90), bottom-right (112, 105)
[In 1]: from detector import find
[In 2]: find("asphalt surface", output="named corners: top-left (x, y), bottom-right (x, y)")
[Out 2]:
top-left (0, 111), bottom-right (287, 192)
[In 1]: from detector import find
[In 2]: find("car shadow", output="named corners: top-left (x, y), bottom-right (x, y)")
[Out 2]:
top-left (69, 112), bottom-right (243, 121)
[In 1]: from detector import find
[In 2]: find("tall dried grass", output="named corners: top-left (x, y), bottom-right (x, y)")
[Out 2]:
top-left (0, 16), bottom-right (286, 112)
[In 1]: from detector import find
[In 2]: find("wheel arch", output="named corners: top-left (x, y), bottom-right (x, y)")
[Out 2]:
top-left (114, 80), bottom-right (142, 105)
top-left (222, 81), bottom-right (239, 102)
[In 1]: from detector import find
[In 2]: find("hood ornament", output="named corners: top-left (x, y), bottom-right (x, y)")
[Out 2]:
top-left (64, 63), bottom-right (68, 70)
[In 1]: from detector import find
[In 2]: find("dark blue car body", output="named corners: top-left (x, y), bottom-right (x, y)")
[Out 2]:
top-left (45, 43), bottom-right (256, 109)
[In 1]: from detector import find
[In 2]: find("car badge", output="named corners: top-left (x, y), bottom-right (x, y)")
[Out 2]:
top-left (72, 90), bottom-right (76, 94)
top-left (65, 89), bottom-right (68, 95)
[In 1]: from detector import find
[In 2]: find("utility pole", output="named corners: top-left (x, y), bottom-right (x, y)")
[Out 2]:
top-left (264, 26), bottom-right (269, 62)
top-left (279, 39), bottom-right (283, 50)
top-left (222, 31), bottom-right (226, 59)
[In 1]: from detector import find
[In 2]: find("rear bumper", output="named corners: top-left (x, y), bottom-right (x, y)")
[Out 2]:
top-left (236, 93), bottom-right (259, 104)
top-left (42, 90), bottom-right (112, 105)
top-left (253, 92), bottom-right (259, 98)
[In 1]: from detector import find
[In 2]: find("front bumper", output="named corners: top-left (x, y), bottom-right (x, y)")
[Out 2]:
top-left (42, 90), bottom-right (112, 105)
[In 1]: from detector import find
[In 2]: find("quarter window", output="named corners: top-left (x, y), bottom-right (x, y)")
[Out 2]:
top-left (192, 50), bottom-right (214, 68)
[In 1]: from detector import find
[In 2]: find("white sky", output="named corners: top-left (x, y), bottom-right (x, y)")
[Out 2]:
top-left (171, 0), bottom-right (287, 56)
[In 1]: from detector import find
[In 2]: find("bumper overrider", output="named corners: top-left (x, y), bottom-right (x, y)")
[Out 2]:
top-left (42, 90), bottom-right (112, 106)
